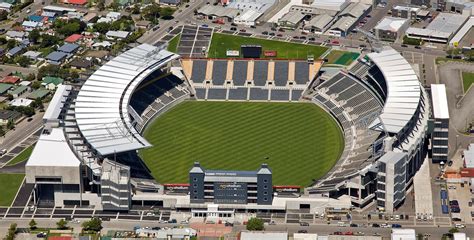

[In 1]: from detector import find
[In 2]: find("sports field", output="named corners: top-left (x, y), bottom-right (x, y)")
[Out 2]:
top-left (326, 50), bottom-right (360, 65)
top-left (140, 101), bottom-right (344, 186)
top-left (208, 33), bottom-right (328, 59)
top-left (462, 72), bottom-right (474, 93)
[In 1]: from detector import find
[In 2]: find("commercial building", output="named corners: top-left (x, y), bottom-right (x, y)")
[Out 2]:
top-left (374, 17), bottom-right (410, 41)
top-left (376, 152), bottom-right (408, 214)
top-left (233, 9), bottom-right (263, 26)
top-left (430, 84), bottom-right (449, 163)
top-left (240, 231), bottom-right (288, 240)
top-left (391, 5), bottom-right (420, 20)
top-left (391, 229), bottom-right (416, 240)
top-left (304, 14), bottom-right (334, 33)
top-left (189, 162), bottom-right (273, 205)
top-left (278, 11), bottom-right (306, 29)
top-left (406, 12), bottom-right (469, 43)
top-left (197, 5), bottom-right (241, 22)
top-left (310, 0), bottom-right (349, 12)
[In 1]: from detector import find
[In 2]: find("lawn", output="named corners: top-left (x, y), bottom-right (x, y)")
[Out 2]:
top-left (462, 72), bottom-right (474, 93)
top-left (6, 145), bottom-right (34, 166)
top-left (208, 33), bottom-right (328, 59)
top-left (326, 50), bottom-right (360, 65)
top-left (0, 174), bottom-right (24, 207)
top-left (140, 101), bottom-right (344, 186)
top-left (167, 34), bottom-right (181, 53)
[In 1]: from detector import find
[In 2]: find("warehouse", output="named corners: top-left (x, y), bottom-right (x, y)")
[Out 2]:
top-left (406, 12), bottom-right (469, 43)
top-left (278, 11), bottom-right (306, 29)
top-left (374, 17), bottom-right (410, 41)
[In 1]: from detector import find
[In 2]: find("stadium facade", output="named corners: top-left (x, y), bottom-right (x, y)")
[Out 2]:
top-left (25, 44), bottom-right (431, 215)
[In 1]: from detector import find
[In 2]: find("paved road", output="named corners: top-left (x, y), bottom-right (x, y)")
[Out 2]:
top-left (0, 64), bottom-right (38, 76)
top-left (0, 111), bottom-right (43, 156)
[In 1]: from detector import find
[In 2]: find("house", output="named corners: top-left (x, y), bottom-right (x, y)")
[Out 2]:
top-left (135, 20), bottom-right (150, 29)
top-left (69, 58), bottom-right (92, 70)
top-left (160, 0), bottom-right (181, 5)
top-left (6, 46), bottom-right (26, 57)
top-left (6, 30), bottom-right (28, 41)
top-left (65, 34), bottom-right (82, 43)
top-left (0, 110), bottom-right (22, 125)
top-left (28, 89), bottom-right (50, 100)
top-left (278, 11), bottom-right (305, 29)
top-left (22, 51), bottom-right (42, 61)
top-left (57, 43), bottom-right (80, 54)
top-left (67, 11), bottom-right (83, 19)
top-left (61, 0), bottom-right (87, 5)
top-left (10, 98), bottom-right (33, 107)
top-left (0, 76), bottom-right (21, 84)
top-left (83, 12), bottom-right (97, 23)
top-left (42, 76), bottom-right (64, 90)
top-left (22, 21), bottom-right (43, 31)
top-left (106, 11), bottom-right (121, 20)
top-left (106, 30), bottom-right (130, 39)
top-left (10, 85), bottom-right (29, 98)
top-left (0, 2), bottom-right (12, 12)
top-left (0, 83), bottom-right (13, 95)
top-left (92, 41), bottom-right (112, 49)
top-left (97, 17), bottom-right (113, 23)
top-left (41, 11), bottom-right (56, 20)
top-left (45, 51), bottom-right (68, 65)
top-left (29, 15), bottom-right (47, 22)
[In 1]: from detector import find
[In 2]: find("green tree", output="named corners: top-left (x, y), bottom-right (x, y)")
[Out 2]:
top-left (15, 55), bottom-right (31, 67)
top-left (93, 22), bottom-right (111, 34)
top-left (0, 126), bottom-right (5, 137)
top-left (143, 4), bottom-right (161, 23)
top-left (29, 29), bottom-right (41, 44)
top-left (29, 219), bottom-right (37, 230)
top-left (31, 81), bottom-right (41, 89)
top-left (82, 217), bottom-right (102, 232)
top-left (40, 34), bottom-right (60, 48)
top-left (96, 0), bottom-right (105, 11)
top-left (160, 7), bottom-right (175, 20)
top-left (0, 37), bottom-right (7, 45)
top-left (0, 9), bottom-right (8, 21)
top-left (7, 119), bottom-right (14, 130)
top-left (6, 39), bottom-right (16, 49)
top-left (449, 228), bottom-right (459, 234)
top-left (56, 219), bottom-right (68, 229)
top-left (6, 94), bottom-right (13, 101)
top-left (34, 98), bottom-right (43, 110)
top-left (246, 218), bottom-right (264, 231)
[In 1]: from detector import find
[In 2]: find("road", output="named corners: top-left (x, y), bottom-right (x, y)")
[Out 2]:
top-left (0, 111), bottom-right (43, 157)
top-left (138, 0), bottom-right (208, 45)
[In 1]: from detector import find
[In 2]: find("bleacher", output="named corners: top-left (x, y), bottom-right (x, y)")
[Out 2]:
top-left (130, 73), bottom-right (190, 132)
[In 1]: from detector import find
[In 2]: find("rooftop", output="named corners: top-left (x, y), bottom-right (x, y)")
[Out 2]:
top-left (42, 76), bottom-right (64, 85)
top-left (0, 110), bottom-right (21, 120)
top-left (1, 76), bottom-right (20, 84)
top-left (197, 5), bottom-right (241, 18)
top-left (58, 43), bottom-right (79, 53)
top-left (46, 51), bottom-right (68, 62)
top-left (43, 85), bottom-right (71, 122)
top-left (375, 17), bottom-right (409, 32)
top-left (279, 11), bottom-right (305, 24)
top-left (407, 12), bottom-right (468, 39)
top-left (64, 34), bottom-right (82, 43)
top-left (430, 84), bottom-right (449, 119)
top-left (28, 89), bottom-right (50, 99)
top-left (10, 85), bottom-right (28, 95)
top-left (240, 231), bottom-right (288, 240)
top-left (106, 30), bottom-right (130, 39)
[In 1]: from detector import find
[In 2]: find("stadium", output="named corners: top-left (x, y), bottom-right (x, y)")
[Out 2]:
top-left (25, 42), bottom-right (430, 213)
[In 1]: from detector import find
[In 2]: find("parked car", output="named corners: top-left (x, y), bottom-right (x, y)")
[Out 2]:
top-left (401, 44), bottom-right (408, 47)
top-left (309, 37), bottom-right (315, 41)
top-left (262, 31), bottom-right (269, 35)
top-left (298, 230), bottom-right (308, 233)
top-left (372, 223), bottom-right (380, 228)
top-left (350, 223), bottom-right (358, 227)
top-left (239, 29), bottom-right (246, 32)
top-left (392, 224), bottom-right (402, 228)
top-left (269, 32), bottom-right (275, 36)
top-left (230, 27), bottom-right (237, 31)
top-left (299, 222), bottom-right (309, 226)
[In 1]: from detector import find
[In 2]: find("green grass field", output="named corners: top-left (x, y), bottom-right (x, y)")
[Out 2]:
top-left (6, 145), bottom-right (34, 166)
top-left (167, 34), bottom-right (181, 53)
top-left (0, 174), bottom-right (24, 206)
top-left (462, 72), bottom-right (474, 93)
top-left (139, 101), bottom-right (344, 186)
top-left (208, 33), bottom-right (328, 59)
top-left (326, 50), bottom-right (360, 65)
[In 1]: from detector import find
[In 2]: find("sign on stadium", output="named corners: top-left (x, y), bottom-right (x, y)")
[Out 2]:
top-left (226, 50), bottom-right (240, 57)
top-left (264, 50), bottom-right (277, 57)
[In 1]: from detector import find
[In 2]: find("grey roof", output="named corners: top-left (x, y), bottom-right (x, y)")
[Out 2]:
top-left (6, 30), bottom-right (27, 38)
top-left (331, 16), bottom-right (357, 32)
top-left (23, 51), bottom-right (42, 59)
top-left (0, 110), bottom-right (21, 120)
top-left (46, 51), bottom-right (68, 61)
top-left (197, 5), bottom-right (241, 18)
top-left (241, 231), bottom-right (288, 240)
top-left (7, 46), bottom-right (25, 56)
top-left (106, 30), bottom-right (130, 39)
top-left (58, 43), bottom-right (79, 53)
top-left (406, 12), bottom-right (468, 39)
top-left (340, 2), bottom-right (370, 18)
top-left (290, 5), bottom-right (338, 16)
top-left (305, 14), bottom-right (334, 30)
top-left (378, 151), bottom-right (407, 164)
top-left (74, 44), bottom-right (179, 155)
top-left (43, 85), bottom-right (72, 122)
top-left (227, 0), bottom-right (276, 12)
top-left (374, 17), bottom-right (409, 32)
top-left (279, 11), bottom-right (305, 25)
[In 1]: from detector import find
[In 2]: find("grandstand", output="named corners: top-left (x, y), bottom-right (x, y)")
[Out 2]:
top-left (182, 59), bottom-right (322, 102)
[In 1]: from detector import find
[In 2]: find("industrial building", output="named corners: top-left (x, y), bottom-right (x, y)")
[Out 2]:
top-left (430, 84), bottom-right (449, 163)
top-left (374, 17), bottom-right (410, 41)
top-left (406, 12), bottom-right (469, 43)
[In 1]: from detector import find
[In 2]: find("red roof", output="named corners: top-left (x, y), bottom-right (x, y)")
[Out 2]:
top-left (65, 34), bottom-right (82, 43)
top-left (64, 0), bottom-right (87, 5)
top-left (48, 237), bottom-right (72, 240)
top-left (460, 168), bottom-right (474, 178)
top-left (1, 76), bottom-right (20, 84)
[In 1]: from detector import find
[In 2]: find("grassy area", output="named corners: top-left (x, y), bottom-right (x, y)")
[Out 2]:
top-left (6, 145), bottom-right (34, 166)
top-left (462, 72), bottom-right (474, 93)
top-left (435, 57), bottom-right (468, 65)
top-left (0, 174), bottom-right (24, 206)
top-left (326, 50), bottom-right (360, 65)
top-left (166, 34), bottom-right (181, 53)
top-left (208, 33), bottom-right (328, 59)
top-left (140, 101), bottom-right (344, 186)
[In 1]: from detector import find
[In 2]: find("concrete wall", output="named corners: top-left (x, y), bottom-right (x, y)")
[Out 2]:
top-left (26, 165), bottom-right (81, 185)
top-left (55, 192), bottom-right (102, 209)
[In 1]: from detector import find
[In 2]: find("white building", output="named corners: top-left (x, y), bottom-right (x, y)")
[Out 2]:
top-left (374, 17), bottom-right (410, 41)
top-left (240, 231), bottom-right (288, 240)
top-left (233, 9), bottom-right (263, 26)
top-left (391, 229), bottom-right (416, 240)
top-left (406, 12), bottom-right (469, 43)
top-left (430, 84), bottom-right (449, 163)
top-left (311, 0), bottom-right (349, 11)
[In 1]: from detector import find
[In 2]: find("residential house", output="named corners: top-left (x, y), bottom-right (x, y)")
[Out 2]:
top-left (45, 51), bottom-right (68, 65)
top-left (106, 11), bottom-right (121, 21)
top-left (22, 51), bottom-right (42, 61)
top-left (159, 0), bottom-right (181, 6)
top-left (28, 89), bottom-right (50, 100)
top-left (135, 20), bottom-right (150, 29)
top-left (0, 2), bottom-right (12, 12)
top-left (61, 0), bottom-right (87, 5)
top-left (57, 43), bottom-right (80, 54)
top-left (0, 76), bottom-right (21, 84)
top-left (92, 41), bottom-right (112, 49)
top-left (10, 85), bottom-right (29, 98)
top-left (29, 15), bottom-right (47, 22)
top-left (106, 30), bottom-right (130, 40)
top-left (69, 58), bottom-right (92, 70)
top-left (22, 21), bottom-right (43, 31)
top-left (0, 110), bottom-right (21, 125)
top-left (6, 30), bottom-right (28, 41)
top-left (0, 83), bottom-right (13, 95)
top-left (42, 76), bottom-right (64, 90)
top-left (65, 34), bottom-right (82, 43)
top-left (10, 98), bottom-right (33, 107)
top-left (6, 46), bottom-right (26, 57)
top-left (41, 11), bottom-right (56, 20)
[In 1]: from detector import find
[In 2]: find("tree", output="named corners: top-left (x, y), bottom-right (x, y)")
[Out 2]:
top-left (26, 73), bottom-right (36, 81)
top-left (7, 119), bottom-right (14, 130)
top-left (33, 98), bottom-right (43, 110)
top-left (40, 34), bottom-right (60, 48)
top-left (6, 39), bottom-right (16, 49)
top-left (96, 0), bottom-right (105, 11)
top-left (31, 81), bottom-right (41, 89)
top-left (29, 29), bottom-right (41, 44)
top-left (449, 228), bottom-right (459, 234)
top-left (143, 4), bottom-right (161, 23)
top-left (93, 22), bottom-right (111, 34)
top-left (246, 218), bottom-right (264, 231)
top-left (82, 217), bottom-right (102, 232)
top-left (15, 55), bottom-right (31, 67)
top-left (56, 219), bottom-right (68, 229)
top-left (29, 219), bottom-right (37, 230)
top-left (160, 7), bottom-right (175, 20)
top-left (0, 37), bottom-right (7, 45)
top-left (0, 9), bottom-right (8, 21)
top-left (0, 126), bottom-right (5, 137)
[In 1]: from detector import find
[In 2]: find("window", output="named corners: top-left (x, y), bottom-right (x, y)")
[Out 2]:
top-left (264, 191), bottom-right (268, 195)
top-left (263, 185), bottom-right (268, 189)
top-left (263, 179), bottom-right (268, 183)
top-left (193, 178), bottom-right (197, 182)
top-left (264, 197), bottom-right (268, 201)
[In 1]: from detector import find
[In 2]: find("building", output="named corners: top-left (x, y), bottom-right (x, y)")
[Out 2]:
top-left (46, 51), bottom-right (68, 65)
top-left (234, 9), bottom-right (263, 26)
top-left (135, 227), bottom-right (197, 239)
top-left (22, 21), bottom-right (42, 31)
top-left (278, 11), bottom-right (306, 29)
top-left (7, 46), bottom-right (26, 57)
top-left (57, 43), bottom-right (80, 54)
top-left (106, 11), bottom-right (121, 20)
top-left (374, 17), bottom-right (410, 41)
top-left (64, 34), bottom-right (82, 43)
top-left (159, 0), bottom-right (181, 6)
top-left (0, 83), bottom-right (13, 95)
top-left (376, 151), bottom-right (408, 213)
top-left (303, 14), bottom-right (334, 33)
top-left (240, 231), bottom-right (288, 240)
top-left (406, 12), bottom-right (469, 43)
top-left (5, 30), bottom-right (28, 41)
top-left (61, 0), bottom-right (87, 5)
top-left (453, 233), bottom-right (469, 240)
top-left (10, 98), bottom-right (33, 107)
top-left (100, 160), bottom-right (131, 211)
top-left (293, 233), bottom-right (318, 240)
top-left (106, 30), bottom-right (130, 39)
top-left (392, 5), bottom-right (420, 20)
top-left (189, 162), bottom-right (273, 205)
top-left (42, 76), bottom-right (64, 90)
top-left (69, 58), bottom-right (92, 70)
top-left (0, 2), bottom-right (12, 12)
top-left (311, 0), bottom-right (350, 12)
top-left (10, 85), bottom-right (29, 98)
top-left (28, 89), bottom-right (50, 100)
top-left (328, 16), bottom-right (358, 37)
top-left (197, 5), bottom-right (241, 22)
top-left (391, 229), bottom-right (416, 240)
top-left (430, 84), bottom-right (449, 163)
top-left (23, 51), bottom-right (42, 60)
top-left (0, 110), bottom-right (21, 125)
top-left (1, 76), bottom-right (21, 84)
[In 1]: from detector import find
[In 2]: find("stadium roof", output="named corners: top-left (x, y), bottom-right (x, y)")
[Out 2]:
top-left (368, 48), bottom-right (421, 134)
top-left (430, 84), bottom-right (449, 119)
top-left (75, 44), bottom-right (179, 156)
top-left (43, 84), bottom-right (72, 122)
top-left (26, 128), bottom-right (81, 167)
top-left (374, 17), bottom-right (409, 32)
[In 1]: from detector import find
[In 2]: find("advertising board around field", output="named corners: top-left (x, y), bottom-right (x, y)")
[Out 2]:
top-left (264, 50), bottom-right (277, 57)
top-left (241, 45), bottom-right (262, 58)
top-left (226, 50), bottom-right (240, 57)
top-left (164, 183), bottom-right (189, 194)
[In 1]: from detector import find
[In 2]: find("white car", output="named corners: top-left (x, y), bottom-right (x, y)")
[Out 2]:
top-left (455, 224), bottom-right (465, 229)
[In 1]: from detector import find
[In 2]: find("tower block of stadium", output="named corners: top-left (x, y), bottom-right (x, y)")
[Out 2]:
top-left (430, 84), bottom-right (449, 164)
top-left (190, 162), bottom-right (273, 205)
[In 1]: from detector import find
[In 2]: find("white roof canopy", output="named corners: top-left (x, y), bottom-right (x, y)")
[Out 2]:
top-left (75, 44), bottom-right (179, 155)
